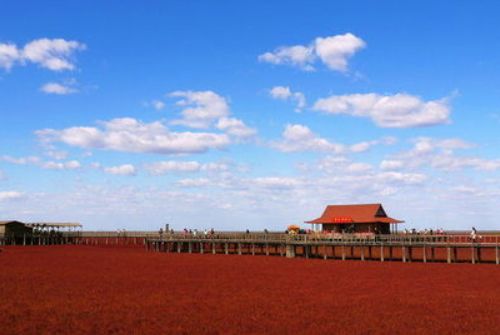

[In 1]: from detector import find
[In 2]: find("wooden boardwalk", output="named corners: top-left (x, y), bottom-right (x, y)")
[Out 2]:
top-left (2, 232), bottom-right (499, 264)
top-left (147, 234), bottom-right (500, 265)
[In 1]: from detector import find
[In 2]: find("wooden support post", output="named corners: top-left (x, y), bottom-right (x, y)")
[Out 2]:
top-left (341, 245), bottom-right (346, 261)
top-left (188, 242), bottom-right (192, 254)
top-left (225, 243), bottom-right (229, 255)
top-left (402, 246), bottom-right (406, 263)
top-left (380, 244), bottom-right (385, 262)
top-left (238, 243), bottom-right (242, 255)
top-left (496, 244), bottom-right (499, 265)
top-left (212, 242), bottom-right (216, 254)
top-left (266, 243), bottom-right (269, 256)
top-left (447, 247), bottom-right (452, 264)
top-left (279, 244), bottom-right (284, 257)
top-left (360, 246), bottom-right (365, 261)
top-left (286, 244), bottom-right (295, 258)
top-left (471, 246), bottom-right (476, 264)
top-left (324, 245), bottom-right (328, 260)
top-left (23, 234), bottom-right (26, 246)
top-left (305, 245), bottom-right (310, 259)
top-left (177, 242), bottom-right (181, 253)
top-left (200, 242), bottom-right (204, 254)
top-left (252, 243), bottom-right (255, 256)
top-left (423, 245), bottom-right (427, 263)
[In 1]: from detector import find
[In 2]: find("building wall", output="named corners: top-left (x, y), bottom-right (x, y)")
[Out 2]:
top-left (2, 223), bottom-right (31, 237)
top-left (322, 222), bottom-right (391, 234)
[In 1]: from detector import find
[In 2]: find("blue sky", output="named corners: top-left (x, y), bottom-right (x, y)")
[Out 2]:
top-left (1, 1), bottom-right (500, 231)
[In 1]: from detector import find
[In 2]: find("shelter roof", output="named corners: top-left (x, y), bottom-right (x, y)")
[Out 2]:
top-left (26, 222), bottom-right (82, 228)
top-left (305, 204), bottom-right (404, 224)
top-left (0, 220), bottom-right (25, 225)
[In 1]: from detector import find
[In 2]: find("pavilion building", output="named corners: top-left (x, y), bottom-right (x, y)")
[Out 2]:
top-left (305, 204), bottom-right (404, 234)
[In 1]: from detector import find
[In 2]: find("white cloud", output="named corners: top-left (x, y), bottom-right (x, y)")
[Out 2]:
top-left (144, 161), bottom-right (229, 175)
top-left (253, 177), bottom-right (304, 189)
top-left (259, 33), bottom-right (365, 72)
top-left (215, 117), bottom-right (256, 138)
top-left (314, 33), bottom-right (366, 71)
top-left (259, 45), bottom-right (315, 71)
top-left (36, 117), bottom-right (230, 155)
top-left (0, 191), bottom-right (24, 201)
top-left (272, 124), bottom-right (394, 154)
top-left (391, 137), bottom-right (500, 172)
top-left (168, 90), bottom-right (256, 138)
top-left (41, 160), bottom-right (81, 170)
top-left (169, 90), bottom-right (230, 128)
top-left (349, 137), bottom-right (397, 153)
top-left (40, 82), bottom-right (78, 95)
top-left (103, 164), bottom-right (136, 176)
top-left (380, 160), bottom-right (405, 171)
top-left (0, 155), bottom-right (40, 165)
top-left (176, 178), bottom-right (211, 188)
top-left (0, 38), bottom-right (85, 71)
top-left (22, 38), bottom-right (86, 71)
top-left (269, 86), bottom-right (306, 112)
top-left (313, 93), bottom-right (452, 128)
top-left (0, 155), bottom-right (80, 170)
top-left (0, 43), bottom-right (20, 70)
top-left (152, 100), bottom-right (165, 110)
top-left (272, 124), bottom-right (345, 154)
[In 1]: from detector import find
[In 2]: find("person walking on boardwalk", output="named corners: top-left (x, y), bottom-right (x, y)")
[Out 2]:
top-left (470, 227), bottom-right (477, 243)
top-left (159, 228), bottom-right (164, 241)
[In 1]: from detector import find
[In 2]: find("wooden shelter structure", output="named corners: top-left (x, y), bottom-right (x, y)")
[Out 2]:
top-left (305, 204), bottom-right (404, 234)
top-left (0, 221), bottom-right (32, 238)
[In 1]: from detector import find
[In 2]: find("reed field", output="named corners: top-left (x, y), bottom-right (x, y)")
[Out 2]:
top-left (1, 245), bottom-right (500, 335)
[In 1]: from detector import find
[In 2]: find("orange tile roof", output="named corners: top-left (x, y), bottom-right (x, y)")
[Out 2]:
top-left (305, 204), bottom-right (404, 224)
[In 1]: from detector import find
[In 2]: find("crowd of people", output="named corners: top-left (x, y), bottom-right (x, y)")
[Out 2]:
top-left (402, 228), bottom-right (446, 235)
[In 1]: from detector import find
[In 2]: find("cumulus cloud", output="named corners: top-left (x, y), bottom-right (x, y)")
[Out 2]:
top-left (168, 90), bottom-right (256, 139)
top-left (391, 137), bottom-right (500, 172)
top-left (143, 161), bottom-right (229, 175)
top-left (0, 191), bottom-right (24, 201)
top-left (40, 82), bottom-right (78, 95)
top-left (272, 124), bottom-right (345, 154)
top-left (272, 124), bottom-right (395, 154)
top-left (259, 45), bottom-right (315, 71)
top-left (314, 33), bottom-right (366, 71)
top-left (41, 160), bottom-right (81, 170)
top-left (379, 160), bottom-right (406, 171)
top-left (103, 164), bottom-right (136, 176)
top-left (312, 93), bottom-right (452, 128)
top-left (36, 117), bottom-right (230, 155)
top-left (259, 33), bottom-right (365, 72)
top-left (0, 155), bottom-right (40, 165)
top-left (215, 117), bottom-right (256, 138)
top-left (0, 155), bottom-right (80, 170)
top-left (0, 43), bottom-right (19, 70)
top-left (152, 100), bottom-right (165, 110)
top-left (269, 86), bottom-right (306, 112)
top-left (0, 38), bottom-right (85, 71)
top-left (169, 90), bottom-right (230, 128)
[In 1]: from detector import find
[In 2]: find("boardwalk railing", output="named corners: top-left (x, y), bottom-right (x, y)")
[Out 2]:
top-left (146, 233), bottom-right (500, 265)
